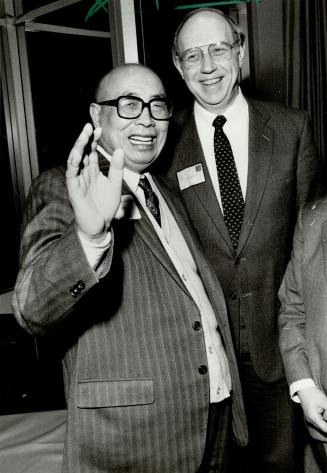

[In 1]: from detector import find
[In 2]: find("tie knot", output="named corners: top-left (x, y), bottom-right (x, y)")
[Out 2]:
top-left (138, 175), bottom-right (153, 195)
top-left (213, 115), bottom-right (227, 130)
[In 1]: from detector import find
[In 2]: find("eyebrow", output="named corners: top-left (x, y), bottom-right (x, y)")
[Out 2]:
top-left (183, 41), bottom-right (233, 51)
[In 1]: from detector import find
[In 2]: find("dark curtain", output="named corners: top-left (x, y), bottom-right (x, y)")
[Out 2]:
top-left (283, 0), bottom-right (327, 166)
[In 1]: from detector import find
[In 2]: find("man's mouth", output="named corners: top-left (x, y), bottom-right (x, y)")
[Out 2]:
top-left (129, 135), bottom-right (156, 145)
top-left (201, 77), bottom-right (223, 86)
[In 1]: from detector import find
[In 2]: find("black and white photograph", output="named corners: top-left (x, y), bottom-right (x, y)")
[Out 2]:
top-left (0, 1), bottom-right (327, 472)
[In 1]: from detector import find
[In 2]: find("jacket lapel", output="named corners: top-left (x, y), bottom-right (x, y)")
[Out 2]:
top-left (174, 110), bottom-right (233, 252)
top-left (98, 150), bottom-right (189, 295)
top-left (236, 100), bottom-right (274, 256)
top-left (123, 182), bottom-right (193, 299)
top-left (155, 176), bottom-right (231, 328)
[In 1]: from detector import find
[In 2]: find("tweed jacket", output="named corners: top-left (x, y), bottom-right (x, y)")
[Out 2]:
top-left (163, 97), bottom-right (324, 383)
top-left (279, 198), bottom-right (327, 442)
top-left (12, 155), bottom-right (247, 473)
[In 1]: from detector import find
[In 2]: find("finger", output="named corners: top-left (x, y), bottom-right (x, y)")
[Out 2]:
top-left (66, 123), bottom-right (94, 178)
top-left (108, 148), bottom-right (124, 180)
top-left (307, 408), bottom-right (327, 433)
top-left (314, 415), bottom-right (327, 434)
top-left (88, 146), bottom-right (100, 182)
top-left (90, 127), bottom-right (102, 152)
top-left (83, 155), bottom-right (90, 167)
top-left (86, 126), bottom-right (101, 178)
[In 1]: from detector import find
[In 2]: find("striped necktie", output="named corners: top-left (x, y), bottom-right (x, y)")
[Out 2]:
top-left (138, 175), bottom-right (161, 226)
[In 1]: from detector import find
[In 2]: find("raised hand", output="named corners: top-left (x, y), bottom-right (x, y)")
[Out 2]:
top-left (66, 123), bottom-right (124, 242)
top-left (298, 386), bottom-right (327, 434)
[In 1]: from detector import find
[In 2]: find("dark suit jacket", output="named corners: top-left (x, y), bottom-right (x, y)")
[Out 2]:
top-left (12, 155), bottom-right (247, 473)
top-left (163, 98), bottom-right (324, 383)
top-left (279, 198), bottom-right (327, 442)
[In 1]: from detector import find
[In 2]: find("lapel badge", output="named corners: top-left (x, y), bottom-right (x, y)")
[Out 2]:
top-left (177, 163), bottom-right (205, 191)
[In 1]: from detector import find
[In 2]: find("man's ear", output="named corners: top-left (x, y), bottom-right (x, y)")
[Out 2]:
top-left (89, 103), bottom-right (101, 128)
top-left (238, 43), bottom-right (245, 69)
top-left (172, 52), bottom-right (185, 80)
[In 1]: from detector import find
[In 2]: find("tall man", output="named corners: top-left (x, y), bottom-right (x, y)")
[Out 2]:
top-left (164, 7), bottom-right (324, 473)
top-left (12, 64), bottom-right (247, 473)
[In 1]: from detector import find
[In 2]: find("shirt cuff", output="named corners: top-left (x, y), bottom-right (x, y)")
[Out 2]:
top-left (290, 378), bottom-right (316, 403)
top-left (77, 230), bottom-right (111, 269)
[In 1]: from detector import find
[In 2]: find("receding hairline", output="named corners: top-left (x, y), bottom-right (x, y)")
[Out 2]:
top-left (95, 64), bottom-right (163, 102)
top-left (172, 8), bottom-right (245, 57)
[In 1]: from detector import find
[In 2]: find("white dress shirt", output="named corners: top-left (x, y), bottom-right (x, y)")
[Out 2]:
top-left (78, 145), bottom-right (232, 403)
top-left (194, 88), bottom-right (249, 210)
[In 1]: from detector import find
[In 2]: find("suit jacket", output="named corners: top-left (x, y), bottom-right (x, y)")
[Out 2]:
top-left (163, 97), bottom-right (324, 383)
top-left (279, 198), bottom-right (327, 442)
top-left (12, 155), bottom-right (247, 473)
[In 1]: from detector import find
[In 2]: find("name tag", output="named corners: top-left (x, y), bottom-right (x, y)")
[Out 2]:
top-left (115, 195), bottom-right (141, 220)
top-left (177, 163), bottom-right (205, 191)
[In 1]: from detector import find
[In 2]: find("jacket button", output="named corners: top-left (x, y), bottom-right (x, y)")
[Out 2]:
top-left (192, 321), bottom-right (201, 331)
top-left (198, 365), bottom-right (208, 375)
top-left (70, 286), bottom-right (79, 297)
top-left (229, 292), bottom-right (237, 300)
top-left (235, 257), bottom-right (241, 265)
top-left (77, 280), bottom-right (85, 290)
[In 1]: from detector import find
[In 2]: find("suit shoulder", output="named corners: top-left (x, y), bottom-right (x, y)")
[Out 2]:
top-left (31, 165), bottom-right (66, 190)
top-left (248, 98), bottom-right (309, 128)
top-left (171, 106), bottom-right (193, 127)
top-left (249, 98), bottom-right (306, 116)
top-left (25, 165), bottom-right (68, 213)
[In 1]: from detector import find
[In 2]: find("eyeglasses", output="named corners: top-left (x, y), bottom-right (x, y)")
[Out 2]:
top-left (179, 41), bottom-right (240, 69)
top-left (97, 95), bottom-right (173, 121)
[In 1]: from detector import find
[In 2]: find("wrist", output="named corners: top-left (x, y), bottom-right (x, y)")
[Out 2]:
top-left (77, 228), bottom-right (110, 244)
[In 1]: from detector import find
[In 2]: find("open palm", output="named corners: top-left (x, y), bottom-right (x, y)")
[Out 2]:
top-left (66, 123), bottom-right (124, 242)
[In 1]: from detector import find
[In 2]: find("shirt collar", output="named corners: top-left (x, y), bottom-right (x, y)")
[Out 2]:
top-left (96, 144), bottom-right (148, 194)
top-left (194, 88), bottom-right (247, 125)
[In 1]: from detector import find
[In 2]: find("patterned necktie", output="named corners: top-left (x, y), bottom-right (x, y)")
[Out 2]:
top-left (138, 175), bottom-right (161, 226)
top-left (213, 115), bottom-right (244, 252)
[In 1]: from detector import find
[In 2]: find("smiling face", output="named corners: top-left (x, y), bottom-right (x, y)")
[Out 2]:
top-left (174, 11), bottom-right (244, 114)
top-left (90, 65), bottom-right (169, 173)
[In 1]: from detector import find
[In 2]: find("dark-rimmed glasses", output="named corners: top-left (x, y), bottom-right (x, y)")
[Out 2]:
top-left (179, 41), bottom-right (240, 69)
top-left (97, 95), bottom-right (173, 121)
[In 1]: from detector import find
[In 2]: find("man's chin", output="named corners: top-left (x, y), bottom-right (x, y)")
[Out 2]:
top-left (124, 155), bottom-right (158, 173)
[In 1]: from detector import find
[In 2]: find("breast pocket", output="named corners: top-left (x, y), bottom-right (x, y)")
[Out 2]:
top-left (77, 378), bottom-right (155, 408)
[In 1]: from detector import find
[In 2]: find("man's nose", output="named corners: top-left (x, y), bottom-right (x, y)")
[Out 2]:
top-left (135, 106), bottom-right (155, 126)
top-left (200, 52), bottom-right (217, 73)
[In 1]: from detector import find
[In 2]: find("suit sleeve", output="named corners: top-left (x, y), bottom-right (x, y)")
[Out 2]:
top-left (278, 208), bottom-right (312, 385)
top-left (12, 168), bottom-right (113, 335)
top-left (296, 112), bottom-right (325, 209)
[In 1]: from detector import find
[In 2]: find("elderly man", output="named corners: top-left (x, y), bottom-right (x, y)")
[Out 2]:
top-left (164, 7), bottom-right (324, 473)
top-left (12, 64), bottom-right (247, 473)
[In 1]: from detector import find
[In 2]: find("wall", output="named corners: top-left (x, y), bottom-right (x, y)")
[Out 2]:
top-left (0, 290), bottom-right (13, 314)
top-left (247, 0), bottom-right (285, 103)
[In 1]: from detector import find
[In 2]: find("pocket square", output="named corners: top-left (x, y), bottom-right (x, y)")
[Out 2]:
top-left (115, 195), bottom-right (141, 220)
top-left (177, 163), bottom-right (205, 190)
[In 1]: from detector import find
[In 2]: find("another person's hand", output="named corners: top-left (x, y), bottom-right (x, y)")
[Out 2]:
top-left (66, 123), bottom-right (124, 243)
top-left (298, 386), bottom-right (327, 434)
